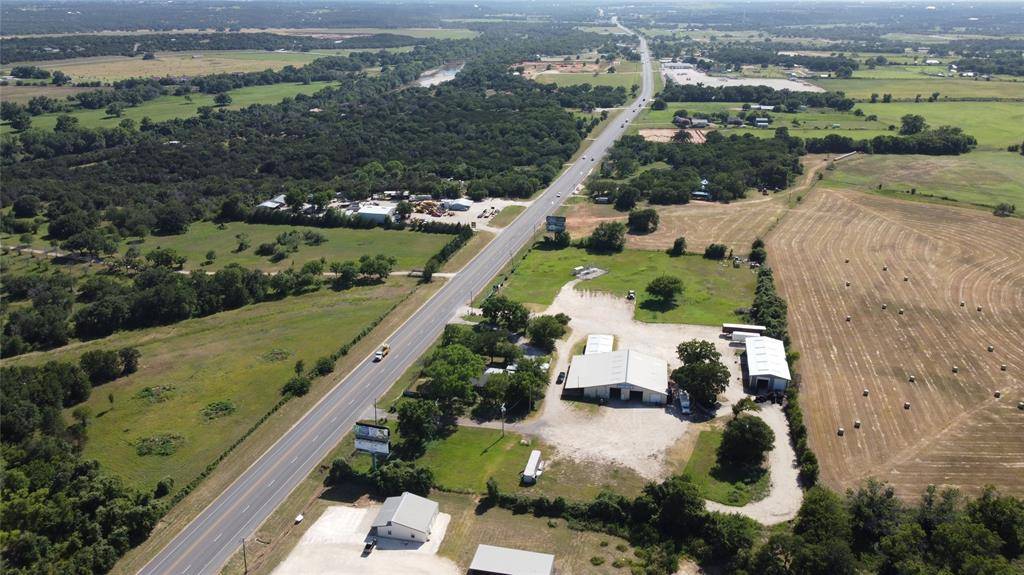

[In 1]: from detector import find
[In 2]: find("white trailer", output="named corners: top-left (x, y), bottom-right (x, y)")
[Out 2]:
top-left (722, 323), bottom-right (767, 335)
top-left (522, 450), bottom-right (542, 484)
top-left (731, 331), bottom-right (761, 343)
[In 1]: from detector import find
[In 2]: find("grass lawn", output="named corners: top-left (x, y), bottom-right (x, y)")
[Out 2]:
top-left (3, 278), bottom-right (417, 492)
top-left (814, 77), bottom-right (1024, 101)
top-left (500, 246), bottom-right (756, 326)
top-left (1, 81), bottom-right (334, 134)
top-left (683, 430), bottom-right (770, 506)
top-left (123, 221), bottom-right (450, 272)
top-left (534, 60), bottom-right (643, 90)
top-left (825, 151), bottom-right (1024, 209)
top-left (437, 491), bottom-right (634, 574)
top-left (489, 205), bottom-right (526, 228)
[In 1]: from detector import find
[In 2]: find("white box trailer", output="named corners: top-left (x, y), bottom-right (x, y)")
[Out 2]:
top-left (722, 323), bottom-right (767, 335)
top-left (522, 450), bottom-right (542, 484)
top-left (731, 331), bottom-right (761, 343)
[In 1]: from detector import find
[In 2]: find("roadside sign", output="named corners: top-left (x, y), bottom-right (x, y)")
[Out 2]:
top-left (546, 215), bottom-right (566, 233)
top-left (354, 422), bottom-right (390, 456)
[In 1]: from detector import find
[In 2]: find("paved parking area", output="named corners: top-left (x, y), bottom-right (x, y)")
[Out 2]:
top-left (272, 505), bottom-right (458, 575)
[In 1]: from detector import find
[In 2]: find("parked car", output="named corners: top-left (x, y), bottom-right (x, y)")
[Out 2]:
top-left (677, 391), bottom-right (691, 415)
top-left (556, 371), bottom-right (566, 385)
top-left (626, 290), bottom-right (636, 300)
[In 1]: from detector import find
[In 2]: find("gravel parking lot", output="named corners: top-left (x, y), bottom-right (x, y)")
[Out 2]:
top-left (526, 281), bottom-right (747, 480)
top-left (408, 198), bottom-right (530, 233)
top-left (272, 505), bottom-right (458, 575)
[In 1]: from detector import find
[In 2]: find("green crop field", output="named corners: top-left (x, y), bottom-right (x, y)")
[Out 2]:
top-left (499, 246), bottom-right (756, 326)
top-left (534, 60), bottom-right (643, 89)
top-left (683, 430), bottom-right (770, 506)
top-left (815, 77), bottom-right (1024, 100)
top-left (825, 151), bottom-right (1024, 209)
top-left (2, 278), bottom-right (417, 491)
top-left (0, 81), bottom-right (334, 134)
top-left (123, 221), bottom-right (451, 272)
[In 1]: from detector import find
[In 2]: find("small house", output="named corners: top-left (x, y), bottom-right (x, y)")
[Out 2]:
top-left (257, 194), bottom-right (287, 210)
top-left (690, 118), bottom-right (709, 128)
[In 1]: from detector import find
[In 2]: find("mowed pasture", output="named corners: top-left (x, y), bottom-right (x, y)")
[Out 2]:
top-left (533, 59), bottom-right (643, 89)
top-left (4, 279), bottom-right (418, 491)
top-left (769, 187), bottom-right (1024, 499)
top-left (4, 48), bottom-right (396, 83)
top-left (814, 76), bottom-right (1024, 100)
top-left (0, 80), bottom-right (334, 134)
top-left (124, 222), bottom-right (451, 272)
top-left (0, 83), bottom-right (99, 105)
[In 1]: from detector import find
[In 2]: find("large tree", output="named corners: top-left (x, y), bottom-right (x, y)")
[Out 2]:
top-left (480, 295), bottom-right (530, 332)
top-left (526, 314), bottom-right (567, 351)
top-left (718, 414), bottom-right (775, 468)
top-left (671, 360), bottom-right (729, 407)
top-left (646, 275), bottom-right (683, 304)
top-left (588, 221), bottom-right (627, 252)
top-left (421, 344), bottom-right (484, 413)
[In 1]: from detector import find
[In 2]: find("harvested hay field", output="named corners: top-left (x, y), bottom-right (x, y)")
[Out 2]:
top-left (769, 187), bottom-right (1024, 499)
top-left (638, 128), bottom-right (706, 143)
top-left (565, 156), bottom-right (828, 253)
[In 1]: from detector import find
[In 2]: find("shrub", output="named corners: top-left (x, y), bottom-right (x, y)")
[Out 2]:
top-left (79, 349), bottom-right (122, 385)
top-left (668, 236), bottom-right (686, 256)
top-left (591, 556), bottom-right (606, 566)
top-left (154, 477), bottom-right (174, 498)
top-left (281, 376), bottom-right (311, 397)
top-left (313, 356), bottom-right (335, 376)
top-left (703, 243), bottom-right (728, 260)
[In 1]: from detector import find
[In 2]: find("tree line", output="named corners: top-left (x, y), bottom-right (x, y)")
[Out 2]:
top-left (658, 82), bottom-right (856, 112)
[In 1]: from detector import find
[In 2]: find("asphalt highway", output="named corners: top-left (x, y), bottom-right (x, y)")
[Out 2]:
top-left (139, 24), bottom-right (652, 575)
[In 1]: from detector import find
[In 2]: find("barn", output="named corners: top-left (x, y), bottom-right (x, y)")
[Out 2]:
top-left (744, 336), bottom-right (791, 392)
top-left (563, 349), bottom-right (668, 404)
top-left (371, 492), bottom-right (439, 543)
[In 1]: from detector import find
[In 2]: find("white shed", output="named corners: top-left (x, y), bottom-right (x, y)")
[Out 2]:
top-left (469, 544), bottom-right (555, 575)
top-left (371, 492), bottom-right (439, 542)
top-left (563, 350), bottom-right (668, 404)
top-left (745, 336), bottom-right (791, 391)
top-left (356, 204), bottom-right (396, 223)
top-left (442, 198), bottom-right (474, 211)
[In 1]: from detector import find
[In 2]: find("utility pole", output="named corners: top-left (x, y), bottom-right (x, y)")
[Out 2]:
top-left (500, 403), bottom-right (506, 437)
top-left (241, 538), bottom-right (248, 573)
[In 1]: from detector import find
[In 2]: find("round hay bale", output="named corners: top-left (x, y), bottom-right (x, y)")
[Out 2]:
top-left (854, 420), bottom-right (861, 428)
top-left (845, 258), bottom-right (850, 263)
top-left (1018, 401), bottom-right (1024, 410)
top-left (908, 375), bottom-right (916, 383)
top-left (988, 345), bottom-right (994, 352)
top-left (977, 305), bottom-right (983, 312)
top-left (846, 315), bottom-right (852, 322)
top-left (883, 265), bottom-right (888, 271)
top-left (994, 391), bottom-right (1002, 398)
top-left (882, 304), bottom-right (887, 310)
top-left (837, 427), bottom-right (845, 436)
top-left (904, 402), bottom-right (911, 410)
top-left (960, 301), bottom-right (966, 307)
top-left (1001, 364), bottom-right (1007, 371)
top-left (863, 389), bottom-right (870, 396)
top-left (903, 276), bottom-right (909, 282)
top-left (952, 366), bottom-right (959, 373)
top-left (899, 308), bottom-right (905, 315)
top-left (845, 281), bottom-right (851, 287)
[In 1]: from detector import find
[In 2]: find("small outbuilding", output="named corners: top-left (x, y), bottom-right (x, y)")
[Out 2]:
top-left (584, 334), bottom-right (614, 355)
top-left (442, 198), bottom-right (474, 211)
top-left (564, 349), bottom-right (668, 404)
top-left (744, 336), bottom-right (791, 392)
top-left (469, 544), bottom-right (555, 575)
top-left (257, 194), bottom-right (287, 210)
top-left (371, 491), bottom-right (439, 543)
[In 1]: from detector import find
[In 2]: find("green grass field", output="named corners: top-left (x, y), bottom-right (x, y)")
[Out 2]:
top-left (635, 100), bottom-right (1023, 150)
top-left (815, 77), bottom-right (1024, 101)
top-left (124, 221), bottom-right (450, 272)
top-left (682, 430), bottom-right (770, 506)
top-left (826, 151), bottom-right (1024, 208)
top-left (534, 60), bottom-right (643, 90)
top-left (418, 426), bottom-right (538, 492)
top-left (1, 81), bottom-right (334, 134)
top-left (2, 278), bottom-right (417, 491)
top-left (499, 246), bottom-right (756, 326)
top-left (489, 205), bottom-right (526, 228)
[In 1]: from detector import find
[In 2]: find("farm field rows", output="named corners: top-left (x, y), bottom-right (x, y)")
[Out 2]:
top-left (122, 222), bottom-right (451, 272)
top-left (0, 80), bottom-right (334, 133)
top-left (4, 278), bottom-right (419, 491)
top-left (768, 186), bottom-right (1024, 499)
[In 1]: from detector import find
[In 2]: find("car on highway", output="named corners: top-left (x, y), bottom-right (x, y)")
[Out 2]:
top-left (373, 343), bottom-right (390, 362)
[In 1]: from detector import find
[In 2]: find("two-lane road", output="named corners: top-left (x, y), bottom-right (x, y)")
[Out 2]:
top-left (140, 26), bottom-right (652, 575)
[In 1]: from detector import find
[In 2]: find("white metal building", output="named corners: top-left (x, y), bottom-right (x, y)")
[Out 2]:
top-left (469, 544), bottom-right (555, 575)
top-left (745, 336), bottom-right (791, 391)
top-left (442, 198), bottom-right (474, 211)
top-left (584, 334), bottom-right (614, 355)
top-left (564, 350), bottom-right (668, 404)
top-left (371, 492), bottom-right (439, 542)
top-left (356, 204), bottom-right (396, 223)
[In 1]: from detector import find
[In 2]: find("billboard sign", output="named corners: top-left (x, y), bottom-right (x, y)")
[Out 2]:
top-left (546, 215), bottom-right (566, 233)
top-left (354, 422), bottom-right (390, 456)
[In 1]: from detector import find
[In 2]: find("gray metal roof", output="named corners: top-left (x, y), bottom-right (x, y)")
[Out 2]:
top-left (371, 492), bottom-right (438, 533)
top-left (565, 350), bottom-right (667, 395)
top-left (470, 544), bottom-right (555, 575)
top-left (745, 336), bottom-right (791, 381)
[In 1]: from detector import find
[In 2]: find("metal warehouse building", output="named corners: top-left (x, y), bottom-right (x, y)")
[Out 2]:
top-left (563, 349), bottom-right (668, 404)
top-left (469, 544), bottom-right (555, 575)
top-left (371, 491), bottom-right (438, 542)
top-left (745, 336), bottom-right (791, 392)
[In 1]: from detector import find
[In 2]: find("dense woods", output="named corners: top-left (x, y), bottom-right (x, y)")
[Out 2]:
top-left (658, 83), bottom-right (855, 112)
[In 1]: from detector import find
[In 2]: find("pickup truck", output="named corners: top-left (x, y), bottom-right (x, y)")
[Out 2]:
top-left (373, 343), bottom-right (390, 362)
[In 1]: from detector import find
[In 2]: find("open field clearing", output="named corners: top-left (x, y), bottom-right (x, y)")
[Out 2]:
top-left (532, 59), bottom-right (643, 89)
top-left (3, 279), bottom-right (417, 491)
top-left (768, 187), bottom-right (1024, 499)
top-left (564, 155), bottom-right (829, 254)
top-left (123, 222), bottom-right (451, 272)
top-left (498, 246), bottom-right (756, 326)
top-left (0, 83), bottom-right (99, 104)
top-left (0, 80), bottom-right (333, 133)
top-left (826, 152), bottom-right (1024, 209)
top-left (253, 27), bottom-right (477, 40)
top-left (3, 49), bottom-right (392, 83)
top-left (814, 77), bottom-right (1024, 100)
